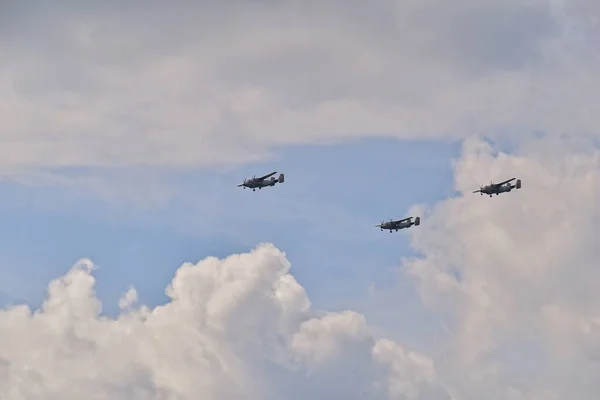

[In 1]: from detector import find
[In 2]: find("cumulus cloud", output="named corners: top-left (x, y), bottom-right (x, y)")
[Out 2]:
top-left (0, 0), bottom-right (599, 172)
top-left (0, 243), bottom-right (447, 399)
top-left (403, 136), bottom-right (600, 399)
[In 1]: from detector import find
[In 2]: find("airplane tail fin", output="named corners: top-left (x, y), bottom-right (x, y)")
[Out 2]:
top-left (278, 173), bottom-right (285, 183)
top-left (414, 217), bottom-right (421, 226)
top-left (516, 179), bottom-right (522, 189)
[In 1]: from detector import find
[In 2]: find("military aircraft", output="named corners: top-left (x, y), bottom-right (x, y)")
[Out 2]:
top-left (473, 177), bottom-right (522, 197)
top-left (238, 171), bottom-right (285, 191)
top-left (376, 216), bottom-right (420, 233)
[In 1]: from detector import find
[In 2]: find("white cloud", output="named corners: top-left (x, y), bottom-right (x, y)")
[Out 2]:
top-left (403, 135), bottom-right (600, 398)
top-left (0, 243), bottom-right (447, 399)
top-left (0, 0), bottom-right (599, 172)
top-left (373, 339), bottom-right (446, 400)
top-left (119, 286), bottom-right (138, 310)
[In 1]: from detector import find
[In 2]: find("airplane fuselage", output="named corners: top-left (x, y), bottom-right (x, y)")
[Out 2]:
top-left (240, 176), bottom-right (282, 191)
top-left (479, 183), bottom-right (515, 196)
top-left (380, 221), bottom-right (413, 231)
top-left (379, 221), bottom-right (416, 233)
top-left (243, 177), bottom-right (278, 188)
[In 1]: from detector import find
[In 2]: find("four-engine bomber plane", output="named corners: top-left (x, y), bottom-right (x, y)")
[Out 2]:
top-left (238, 171), bottom-right (285, 191)
top-left (473, 177), bottom-right (522, 197)
top-left (376, 216), bottom-right (420, 233)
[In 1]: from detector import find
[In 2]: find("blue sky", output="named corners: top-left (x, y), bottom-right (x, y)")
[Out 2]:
top-left (0, 138), bottom-right (458, 346)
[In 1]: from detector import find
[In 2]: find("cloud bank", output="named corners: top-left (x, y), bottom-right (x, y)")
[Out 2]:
top-left (0, 244), bottom-right (448, 400)
top-left (404, 136), bottom-right (600, 399)
top-left (1, 0), bottom-right (599, 171)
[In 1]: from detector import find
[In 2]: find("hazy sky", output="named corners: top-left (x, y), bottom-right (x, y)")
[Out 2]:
top-left (1, 1), bottom-right (600, 399)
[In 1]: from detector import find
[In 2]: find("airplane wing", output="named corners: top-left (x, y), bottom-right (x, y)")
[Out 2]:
top-left (472, 189), bottom-right (481, 193)
top-left (394, 217), bottom-right (413, 223)
top-left (237, 183), bottom-right (244, 187)
top-left (256, 171), bottom-right (277, 181)
top-left (493, 177), bottom-right (516, 186)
